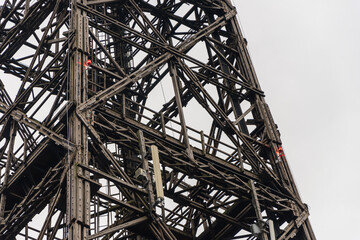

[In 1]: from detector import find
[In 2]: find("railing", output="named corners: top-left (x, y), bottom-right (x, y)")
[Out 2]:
top-left (110, 96), bottom-right (251, 171)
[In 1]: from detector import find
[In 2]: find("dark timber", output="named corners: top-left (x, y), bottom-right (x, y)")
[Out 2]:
top-left (0, 0), bottom-right (315, 239)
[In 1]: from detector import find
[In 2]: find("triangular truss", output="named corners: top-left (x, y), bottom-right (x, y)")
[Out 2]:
top-left (0, 0), bottom-right (315, 239)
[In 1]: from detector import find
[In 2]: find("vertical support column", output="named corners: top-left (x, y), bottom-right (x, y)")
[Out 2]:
top-left (237, 145), bottom-right (244, 171)
top-left (169, 61), bottom-right (194, 161)
top-left (200, 131), bottom-right (205, 155)
top-left (160, 112), bottom-right (166, 137)
top-left (0, 121), bottom-right (15, 224)
top-left (25, 0), bottom-right (30, 15)
top-left (151, 145), bottom-right (164, 201)
top-left (67, 1), bottom-right (90, 239)
top-left (23, 137), bottom-right (27, 164)
top-left (137, 130), bottom-right (155, 211)
top-left (268, 220), bottom-right (276, 240)
top-left (151, 145), bottom-right (166, 221)
top-left (249, 180), bottom-right (268, 240)
top-left (25, 224), bottom-right (28, 240)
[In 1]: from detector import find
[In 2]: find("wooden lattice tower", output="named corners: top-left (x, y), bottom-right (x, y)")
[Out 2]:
top-left (0, 0), bottom-right (315, 239)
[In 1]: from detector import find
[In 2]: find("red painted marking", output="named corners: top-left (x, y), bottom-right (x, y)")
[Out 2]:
top-left (77, 59), bottom-right (92, 69)
top-left (276, 146), bottom-right (285, 157)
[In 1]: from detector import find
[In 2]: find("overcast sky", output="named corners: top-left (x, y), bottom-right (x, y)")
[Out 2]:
top-left (234, 1), bottom-right (360, 239)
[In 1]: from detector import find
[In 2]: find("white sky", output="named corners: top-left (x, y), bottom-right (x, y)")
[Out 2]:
top-left (234, 1), bottom-right (360, 239)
